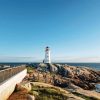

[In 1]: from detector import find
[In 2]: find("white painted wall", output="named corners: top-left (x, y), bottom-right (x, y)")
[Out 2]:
top-left (44, 47), bottom-right (51, 63)
top-left (0, 69), bottom-right (27, 100)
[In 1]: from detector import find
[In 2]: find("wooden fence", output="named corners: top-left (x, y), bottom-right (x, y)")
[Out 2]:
top-left (0, 66), bottom-right (26, 84)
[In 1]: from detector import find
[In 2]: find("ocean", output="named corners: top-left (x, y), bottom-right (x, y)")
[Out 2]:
top-left (64, 63), bottom-right (100, 70)
top-left (0, 62), bottom-right (100, 70)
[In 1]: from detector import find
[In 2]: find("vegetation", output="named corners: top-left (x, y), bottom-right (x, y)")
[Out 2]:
top-left (26, 66), bottom-right (33, 73)
top-left (29, 84), bottom-right (68, 100)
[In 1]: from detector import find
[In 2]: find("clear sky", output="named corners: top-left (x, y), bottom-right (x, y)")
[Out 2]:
top-left (0, 0), bottom-right (100, 62)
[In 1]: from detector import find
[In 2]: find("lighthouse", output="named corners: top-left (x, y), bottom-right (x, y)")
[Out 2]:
top-left (44, 46), bottom-right (51, 63)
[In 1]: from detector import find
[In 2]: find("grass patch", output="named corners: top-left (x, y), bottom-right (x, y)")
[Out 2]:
top-left (30, 85), bottom-right (68, 100)
top-left (27, 66), bottom-right (33, 73)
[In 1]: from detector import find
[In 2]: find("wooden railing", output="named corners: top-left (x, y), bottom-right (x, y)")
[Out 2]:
top-left (0, 65), bottom-right (26, 84)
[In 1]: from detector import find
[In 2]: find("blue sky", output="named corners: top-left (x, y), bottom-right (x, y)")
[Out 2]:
top-left (0, 0), bottom-right (100, 62)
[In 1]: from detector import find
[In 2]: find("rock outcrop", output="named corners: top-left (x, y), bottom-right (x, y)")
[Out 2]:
top-left (27, 63), bottom-right (100, 90)
top-left (58, 65), bottom-right (100, 90)
top-left (8, 63), bottom-right (100, 100)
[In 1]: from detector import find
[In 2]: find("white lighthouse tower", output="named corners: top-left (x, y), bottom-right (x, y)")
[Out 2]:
top-left (44, 46), bottom-right (51, 63)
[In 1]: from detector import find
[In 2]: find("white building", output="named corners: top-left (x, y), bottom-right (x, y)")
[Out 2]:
top-left (44, 46), bottom-right (51, 63)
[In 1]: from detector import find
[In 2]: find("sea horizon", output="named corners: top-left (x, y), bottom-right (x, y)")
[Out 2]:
top-left (0, 62), bottom-right (100, 70)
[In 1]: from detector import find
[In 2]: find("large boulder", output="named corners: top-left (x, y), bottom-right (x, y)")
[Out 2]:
top-left (27, 94), bottom-right (35, 100)
top-left (54, 78), bottom-right (69, 88)
top-left (19, 82), bottom-right (32, 92)
top-left (48, 64), bottom-right (58, 72)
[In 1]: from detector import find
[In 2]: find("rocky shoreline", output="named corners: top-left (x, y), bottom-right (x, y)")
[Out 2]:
top-left (26, 63), bottom-right (100, 90)
top-left (8, 63), bottom-right (100, 100)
